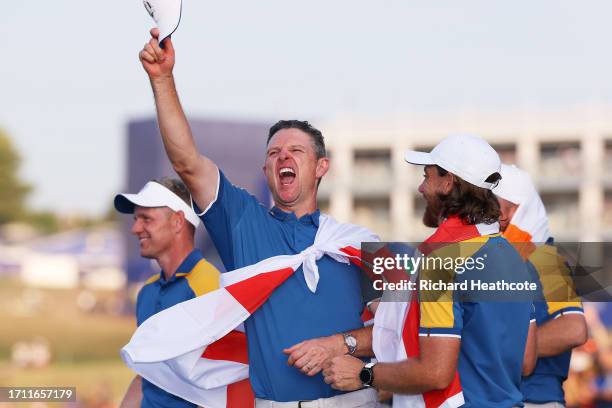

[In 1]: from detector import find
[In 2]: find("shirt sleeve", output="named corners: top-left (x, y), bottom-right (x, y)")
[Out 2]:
top-left (135, 289), bottom-right (145, 326)
top-left (192, 169), bottom-right (261, 270)
top-left (418, 258), bottom-right (463, 338)
top-left (530, 246), bottom-right (584, 320)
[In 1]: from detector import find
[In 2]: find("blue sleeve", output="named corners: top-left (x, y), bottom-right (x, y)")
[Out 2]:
top-left (135, 289), bottom-right (144, 326)
top-left (192, 170), bottom-right (261, 270)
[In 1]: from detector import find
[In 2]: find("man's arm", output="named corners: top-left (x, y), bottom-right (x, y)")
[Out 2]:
top-left (536, 313), bottom-right (587, 358)
top-left (323, 336), bottom-right (460, 393)
top-left (119, 375), bottom-right (142, 408)
top-left (523, 320), bottom-right (537, 376)
top-left (139, 28), bottom-right (219, 210)
top-left (284, 326), bottom-right (374, 376)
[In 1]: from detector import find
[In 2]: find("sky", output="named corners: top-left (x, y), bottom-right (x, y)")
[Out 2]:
top-left (2, 1), bottom-right (612, 216)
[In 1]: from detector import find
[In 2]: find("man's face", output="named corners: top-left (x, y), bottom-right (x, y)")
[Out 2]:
top-left (497, 196), bottom-right (519, 232)
top-left (263, 128), bottom-right (328, 210)
top-left (418, 165), bottom-right (454, 228)
top-left (131, 206), bottom-right (176, 259)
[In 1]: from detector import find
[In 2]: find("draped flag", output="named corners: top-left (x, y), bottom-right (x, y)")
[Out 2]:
top-left (121, 214), bottom-right (379, 408)
top-left (372, 217), bottom-right (499, 407)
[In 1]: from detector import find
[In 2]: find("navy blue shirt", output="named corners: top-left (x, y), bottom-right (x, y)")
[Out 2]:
top-left (196, 171), bottom-right (367, 401)
top-left (136, 249), bottom-right (220, 408)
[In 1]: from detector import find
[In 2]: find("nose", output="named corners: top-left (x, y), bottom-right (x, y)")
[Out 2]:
top-left (418, 180), bottom-right (426, 194)
top-left (279, 148), bottom-right (290, 161)
top-left (131, 218), bottom-right (143, 235)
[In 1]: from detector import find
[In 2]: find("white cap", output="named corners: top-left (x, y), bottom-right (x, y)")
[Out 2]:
top-left (493, 164), bottom-right (535, 205)
top-left (114, 181), bottom-right (200, 228)
top-left (404, 134), bottom-right (501, 190)
top-left (493, 164), bottom-right (550, 243)
top-left (143, 0), bottom-right (182, 45)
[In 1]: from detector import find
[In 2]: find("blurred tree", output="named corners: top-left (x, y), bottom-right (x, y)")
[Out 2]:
top-left (0, 129), bottom-right (32, 224)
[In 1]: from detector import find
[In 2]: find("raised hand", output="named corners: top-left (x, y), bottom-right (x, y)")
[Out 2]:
top-left (139, 28), bottom-right (175, 79)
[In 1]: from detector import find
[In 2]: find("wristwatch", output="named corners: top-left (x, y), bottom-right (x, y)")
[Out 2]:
top-left (360, 362), bottom-right (376, 387)
top-left (342, 332), bottom-right (357, 355)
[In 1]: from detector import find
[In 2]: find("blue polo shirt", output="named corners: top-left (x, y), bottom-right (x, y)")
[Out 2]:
top-left (419, 235), bottom-right (534, 408)
top-left (196, 171), bottom-right (367, 401)
top-left (521, 243), bottom-right (583, 404)
top-left (136, 249), bottom-right (220, 408)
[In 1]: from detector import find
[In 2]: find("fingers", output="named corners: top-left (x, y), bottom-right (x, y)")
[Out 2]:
top-left (145, 37), bottom-right (165, 62)
top-left (295, 353), bottom-right (324, 376)
top-left (305, 365), bottom-right (322, 376)
top-left (140, 39), bottom-right (165, 65)
top-left (283, 341), bottom-right (303, 355)
top-left (139, 47), bottom-right (155, 64)
top-left (286, 346), bottom-right (307, 366)
top-left (150, 27), bottom-right (160, 38)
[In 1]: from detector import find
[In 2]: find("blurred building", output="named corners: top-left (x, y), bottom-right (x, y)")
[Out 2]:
top-left (123, 118), bottom-right (271, 283)
top-left (0, 226), bottom-right (123, 290)
top-left (318, 107), bottom-right (612, 242)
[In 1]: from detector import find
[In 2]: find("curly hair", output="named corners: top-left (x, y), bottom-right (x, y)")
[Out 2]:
top-left (436, 166), bottom-right (501, 225)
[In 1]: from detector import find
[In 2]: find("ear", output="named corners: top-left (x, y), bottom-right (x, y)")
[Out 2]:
top-left (439, 172), bottom-right (455, 195)
top-left (507, 203), bottom-right (520, 222)
top-left (173, 211), bottom-right (186, 233)
top-left (315, 157), bottom-right (330, 179)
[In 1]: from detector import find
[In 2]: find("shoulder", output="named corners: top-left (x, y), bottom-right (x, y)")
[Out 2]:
top-left (142, 273), bottom-right (161, 286)
top-left (185, 258), bottom-right (221, 297)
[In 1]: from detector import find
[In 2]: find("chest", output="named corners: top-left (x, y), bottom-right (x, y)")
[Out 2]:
top-left (233, 215), bottom-right (318, 267)
top-left (137, 280), bottom-right (194, 325)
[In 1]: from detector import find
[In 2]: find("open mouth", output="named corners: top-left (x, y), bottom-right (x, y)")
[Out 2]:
top-left (279, 167), bottom-right (296, 185)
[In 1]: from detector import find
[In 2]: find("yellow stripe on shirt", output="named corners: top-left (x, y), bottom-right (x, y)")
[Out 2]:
top-left (185, 259), bottom-right (221, 297)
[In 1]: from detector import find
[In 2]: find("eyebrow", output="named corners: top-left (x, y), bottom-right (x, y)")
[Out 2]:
top-left (266, 144), bottom-right (307, 153)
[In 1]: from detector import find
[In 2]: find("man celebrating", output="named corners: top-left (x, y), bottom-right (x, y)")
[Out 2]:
top-left (136, 29), bottom-right (378, 406)
top-left (116, 178), bottom-right (221, 408)
top-left (495, 164), bottom-right (587, 408)
top-left (323, 135), bottom-right (537, 407)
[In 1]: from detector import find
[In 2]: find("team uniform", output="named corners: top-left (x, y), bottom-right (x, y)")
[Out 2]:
top-left (194, 170), bottom-right (373, 402)
top-left (418, 217), bottom-right (535, 408)
top-left (136, 249), bottom-right (220, 408)
top-left (521, 243), bottom-right (583, 405)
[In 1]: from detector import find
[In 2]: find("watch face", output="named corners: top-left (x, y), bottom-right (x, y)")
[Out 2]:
top-left (360, 366), bottom-right (373, 385)
top-left (346, 336), bottom-right (357, 348)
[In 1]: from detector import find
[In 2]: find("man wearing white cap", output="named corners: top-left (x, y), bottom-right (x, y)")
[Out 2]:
top-left (116, 178), bottom-right (221, 408)
top-left (323, 135), bottom-right (537, 408)
top-left (494, 164), bottom-right (587, 408)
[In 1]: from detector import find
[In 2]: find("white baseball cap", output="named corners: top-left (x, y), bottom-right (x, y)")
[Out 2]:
top-left (493, 164), bottom-right (536, 205)
top-left (143, 0), bottom-right (182, 45)
top-left (114, 181), bottom-right (200, 228)
top-left (404, 134), bottom-right (501, 190)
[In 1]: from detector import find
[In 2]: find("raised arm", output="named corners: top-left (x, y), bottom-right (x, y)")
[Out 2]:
top-left (139, 28), bottom-right (219, 210)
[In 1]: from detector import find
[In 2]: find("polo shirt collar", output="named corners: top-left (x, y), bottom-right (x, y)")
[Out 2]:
top-left (159, 249), bottom-right (202, 284)
top-left (269, 206), bottom-right (320, 227)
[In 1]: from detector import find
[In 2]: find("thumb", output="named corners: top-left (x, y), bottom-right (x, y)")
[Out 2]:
top-left (162, 36), bottom-right (175, 53)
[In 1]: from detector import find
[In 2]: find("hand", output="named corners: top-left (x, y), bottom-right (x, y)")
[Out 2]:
top-left (283, 335), bottom-right (345, 376)
top-left (139, 28), bottom-right (175, 79)
top-left (322, 355), bottom-right (365, 391)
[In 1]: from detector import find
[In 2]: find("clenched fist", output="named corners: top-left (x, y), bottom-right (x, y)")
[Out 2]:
top-left (139, 28), bottom-right (175, 79)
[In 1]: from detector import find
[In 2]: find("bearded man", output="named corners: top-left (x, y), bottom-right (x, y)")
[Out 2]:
top-left (323, 135), bottom-right (537, 408)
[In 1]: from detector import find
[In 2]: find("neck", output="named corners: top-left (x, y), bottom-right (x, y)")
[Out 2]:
top-left (276, 200), bottom-right (317, 219)
top-left (156, 240), bottom-right (194, 280)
